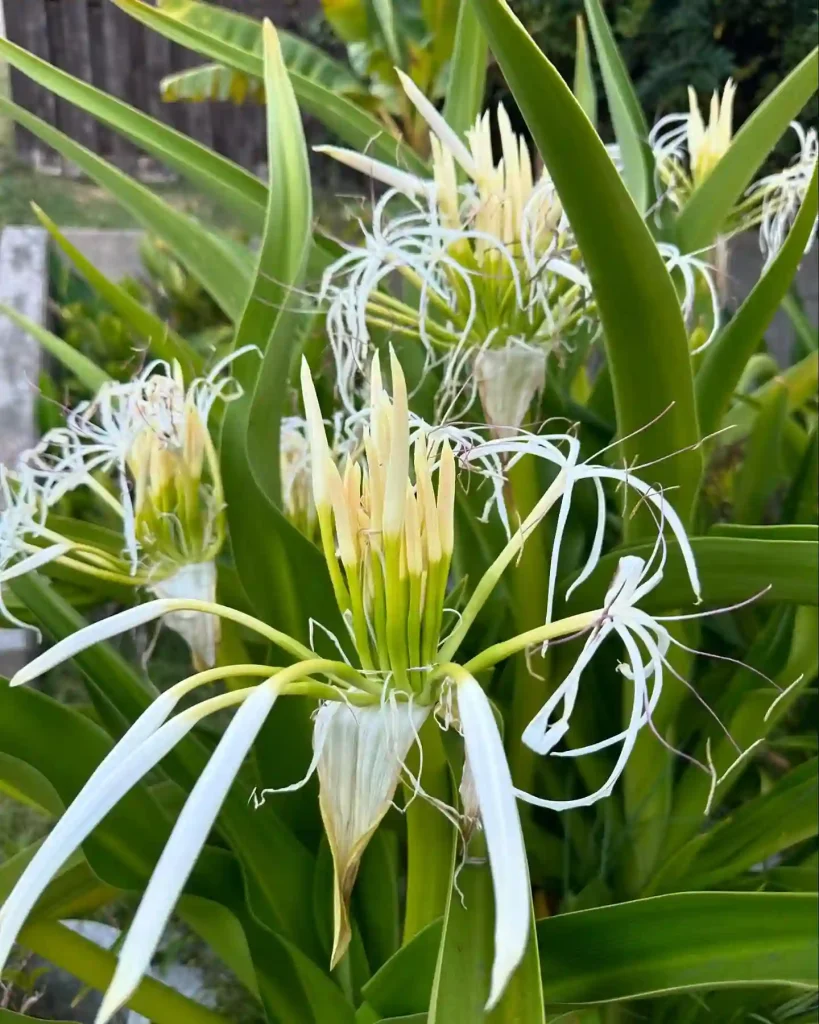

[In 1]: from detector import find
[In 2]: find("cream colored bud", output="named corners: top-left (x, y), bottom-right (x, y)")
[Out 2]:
top-left (405, 485), bottom-right (422, 578)
top-left (326, 456), bottom-right (358, 567)
top-left (382, 349), bottom-right (409, 540)
top-left (300, 358), bottom-right (332, 509)
top-left (437, 440), bottom-right (456, 557)
top-left (414, 438), bottom-right (441, 564)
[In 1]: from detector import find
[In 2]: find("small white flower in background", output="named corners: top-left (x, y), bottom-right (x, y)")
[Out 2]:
top-left (748, 122), bottom-right (818, 265)
top-left (650, 79), bottom-right (737, 207)
top-left (316, 70), bottom-right (591, 425)
top-left (1, 352), bottom-right (725, 1017)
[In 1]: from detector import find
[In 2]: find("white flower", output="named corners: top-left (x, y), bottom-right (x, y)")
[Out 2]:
top-left (650, 79), bottom-right (737, 206)
top-left (316, 73), bottom-right (590, 423)
top-left (748, 122), bottom-right (818, 265)
top-left (149, 561), bottom-right (219, 671)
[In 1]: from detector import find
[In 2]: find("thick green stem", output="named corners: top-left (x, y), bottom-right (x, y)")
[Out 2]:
top-left (19, 920), bottom-right (229, 1024)
top-left (403, 719), bottom-right (454, 942)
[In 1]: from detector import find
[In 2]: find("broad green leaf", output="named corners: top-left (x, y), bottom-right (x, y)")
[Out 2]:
top-left (538, 893), bottom-right (818, 1001)
top-left (708, 523), bottom-right (818, 543)
top-left (769, 866), bottom-right (819, 892)
top-left (219, 24), bottom-right (343, 645)
top-left (442, 0), bottom-right (487, 137)
top-left (246, 20), bottom-right (313, 508)
top-left (362, 918), bottom-right (443, 1018)
top-left (18, 920), bottom-right (230, 1024)
top-left (696, 164), bottom-right (819, 435)
top-left (583, 0), bottom-right (651, 211)
top-left (0, 303), bottom-right (110, 392)
top-left (428, 832), bottom-right (545, 1024)
top-left (667, 605), bottom-right (818, 854)
top-left (0, 751), bottom-right (63, 817)
top-left (782, 291), bottom-right (818, 356)
top-left (468, 0), bottom-right (700, 527)
top-left (354, 830), bottom-right (401, 973)
top-left (114, 0), bottom-right (426, 173)
top-left (785, 425), bottom-right (818, 524)
top-left (723, 350), bottom-right (819, 442)
top-left (573, 15), bottom-right (597, 127)
top-left (732, 380), bottom-right (789, 524)
top-left (34, 205), bottom-right (202, 379)
top-left (423, 0), bottom-right (459, 67)
top-left (31, 858), bottom-right (120, 921)
top-left (177, 895), bottom-right (260, 997)
top-left (0, 97), bottom-right (251, 321)
top-left (677, 760), bottom-right (818, 890)
top-left (562, 535), bottom-right (819, 612)
top-left (677, 47), bottom-right (819, 253)
top-left (162, 61), bottom-right (265, 104)
top-left (0, 35), bottom-right (266, 230)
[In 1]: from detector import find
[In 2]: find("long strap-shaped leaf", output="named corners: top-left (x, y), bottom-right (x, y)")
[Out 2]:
top-left (583, 0), bottom-right (651, 212)
top-left (442, 0), bottom-right (488, 138)
top-left (467, 0), bottom-right (701, 526)
top-left (0, 97), bottom-right (250, 322)
top-left (0, 304), bottom-right (111, 393)
top-left (677, 47), bottom-right (819, 253)
top-left (0, 35), bottom-right (266, 230)
top-left (34, 205), bottom-right (202, 379)
top-left (696, 164), bottom-right (819, 435)
top-left (220, 21), bottom-right (344, 643)
top-left (112, 0), bottom-right (427, 174)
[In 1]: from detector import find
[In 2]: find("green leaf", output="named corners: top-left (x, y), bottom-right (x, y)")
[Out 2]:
top-left (442, 0), bottom-right (487, 138)
top-left (161, 61), bottom-right (265, 104)
top-left (677, 47), bottom-right (819, 253)
top-left (31, 858), bottom-right (120, 922)
top-left (114, 0), bottom-right (425, 173)
top-left (428, 832), bottom-right (545, 1024)
top-left (782, 291), bottom-right (818, 356)
top-left (723, 351), bottom-right (819, 442)
top-left (219, 24), bottom-right (343, 644)
top-left (563, 535), bottom-right (819, 612)
top-left (708, 523), bottom-right (818, 542)
top-left (0, 1011), bottom-right (75, 1023)
top-left (0, 752), bottom-right (63, 817)
top-left (538, 893), bottom-right (818, 1001)
top-left (18, 920), bottom-right (231, 1024)
top-left (362, 918), bottom-right (442, 1018)
top-left (354, 830), bottom-right (401, 973)
top-left (573, 15), bottom-right (597, 127)
top-left (582, 0), bottom-right (651, 211)
top-left (677, 760), bottom-right (818, 890)
top-left (423, 0), bottom-right (459, 67)
top-left (0, 302), bottom-right (111, 392)
top-left (0, 34), bottom-right (266, 230)
top-left (732, 380), bottom-right (789, 524)
top-left (0, 97), bottom-right (251, 321)
top-left (177, 894), bottom-right (260, 997)
top-left (468, 0), bottom-right (700, 527)
top-left (34, 205), bottom-right (202, 379)
top-left (696, 164), bottom-right (819, 435)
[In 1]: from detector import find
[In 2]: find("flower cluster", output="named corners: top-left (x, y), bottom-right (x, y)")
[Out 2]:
top-left (0, 351), bottom-right (707, 1018)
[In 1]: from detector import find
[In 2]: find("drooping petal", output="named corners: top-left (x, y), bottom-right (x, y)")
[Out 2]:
top-left (150, 561), bottom-right (219, 670)
top-left (10, 600), bottom-right (180, 687)
top-left (316, 699), bottom-right (429, 966)
top-left (474, 344), bottom-right (547, 434)
top-left (96, 682), bottom-right (278, 1023)
top-left (0, 706), bottom-right (196, 974)
top-left (456, 674), bottom-right (530, 1010)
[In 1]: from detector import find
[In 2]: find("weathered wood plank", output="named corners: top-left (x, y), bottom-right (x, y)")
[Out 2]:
top-left (57, 0), bottom-right (99, 152)
top-left (3, 0), bottom-right (57, 161)
top-left (100, 0), bottom-right (138, 166)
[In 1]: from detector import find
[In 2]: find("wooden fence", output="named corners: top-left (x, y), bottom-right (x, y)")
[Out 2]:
top-left (4, 0), bottom-right (320, 171)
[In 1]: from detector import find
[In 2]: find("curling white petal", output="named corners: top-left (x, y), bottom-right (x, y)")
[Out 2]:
top-left (0, 711), bottom-right (192, 974)
top-left (0, 544), bottom-right (72, 584)
top-left (96, 683), bottom-right (278, 1023)
top-left (457, 675), bottom-right (529, 1010)
top-left (10, 601), bottom-right (176, 687)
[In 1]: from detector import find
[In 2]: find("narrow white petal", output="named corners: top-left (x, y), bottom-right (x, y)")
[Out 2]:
top-left (457, 675), bottom-right (529, 1010)
top-left (96, 683), bottom-right (277, 1023)
top-left (394, 69), bottom-right (478, 179)
top-left (0, 544), bottom-right (71, 584)
top-left (10, 600), bottom-right (175, 687)
top-left (0, 712), bottom-right (192, 974)
top-left (314, 145), bottom-right (430, 197)
top-left (565, 476), bottom-right (606, 599)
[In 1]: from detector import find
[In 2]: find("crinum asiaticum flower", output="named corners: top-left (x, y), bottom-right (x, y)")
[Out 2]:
top-left (316, 70), bottom-right (592, 425)
top-left (0, 351), bottom-right (705, 1018)
top-left (650, 81), bottom-right (817, 264)
top-left (15, 351), bottom-right (251, 667)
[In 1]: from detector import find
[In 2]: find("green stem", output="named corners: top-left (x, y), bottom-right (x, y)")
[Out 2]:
top-left (403, 718), bottom-right (454, 942)
top-left (19, 920), bottom-right (229, 1024)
